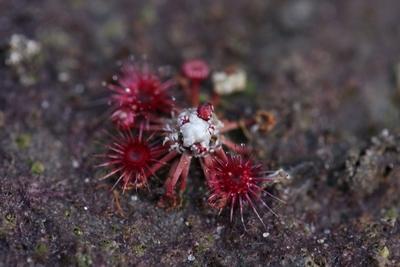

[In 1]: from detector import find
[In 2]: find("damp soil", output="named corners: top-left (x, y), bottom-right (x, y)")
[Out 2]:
top-left (0, 0), bottom-right (400, 266)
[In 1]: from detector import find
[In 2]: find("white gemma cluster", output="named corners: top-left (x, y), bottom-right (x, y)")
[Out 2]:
top-left (180, 112), bottom-right (211, 148)
top-left (164, 108), bottom-right (223, 157)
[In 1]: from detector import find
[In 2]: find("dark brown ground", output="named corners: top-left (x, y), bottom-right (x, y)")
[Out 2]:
top-left (1, 0), bottom-right (400, 266)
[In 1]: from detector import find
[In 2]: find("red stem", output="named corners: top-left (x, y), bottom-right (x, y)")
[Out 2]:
top-left (179, 155), bottom-right (192, 193)
top-left (146, 150), bottom-right (178, 176)
top-left (220, 118), bottom-right (255, 133)
top-left (191, 81), bottom-right (200, 106)
top-left (221, 137), bottom-right (250, 155)
top-left (201, 154), bottom-right (214, 183)
top-left (164, 159), bottom-right (179, 196)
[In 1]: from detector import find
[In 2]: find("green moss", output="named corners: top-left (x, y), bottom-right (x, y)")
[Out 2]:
top-left (243, 79), bottom-right (257, 97)
top-left (140, 4), bottom-right (157, 25)
top-left (1, 213), bottom-right (17, 233)
top-left (73, 227), bottom-right (83, 236)
top-left (15, 133), bottom-right (31, 149)
top-left (5, 213), bottom-right (16, 224)
top-left (100, 239), bottom-right (111, 249)
top-left (379, 246), bottom-right (390, 259)
top-left (76, 252), bottom-right (92, 267)
top-left (199, 93), bottom-right (208, 103)
top-left (100, 239), bottom-right (119, 253)
top-left (34, 242), bottom-right (48, 259)
top-left (110, 224), bottom-right (120, 233)
top-left (196, 234), bottom-right (215, 253)
top-left (64, 209), bottom-right (71, 218)
top-left (382, 207), bottom-right (398, 227)
top-left (304, 255), bottom-right (323, 267)
top-left (132, 244), bottom-right (146, 257)
top-left (101, 18), bottom-right (126, 41)
top-left (31, 161), bottom-right (45, 175)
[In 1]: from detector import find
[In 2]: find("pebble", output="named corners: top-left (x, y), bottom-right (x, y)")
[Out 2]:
top-left (262, 232), bottom-right (270, 238)
top-left (72, 159), bottom-right (80, 168)
top-left (187, 254), bottom-right (195, 262)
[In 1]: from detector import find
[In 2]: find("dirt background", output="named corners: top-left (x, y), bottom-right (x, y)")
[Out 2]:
top-left (1, 0), bottom-right (400, 266)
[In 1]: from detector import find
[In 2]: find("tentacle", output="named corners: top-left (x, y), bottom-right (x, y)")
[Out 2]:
top-left (221, 136), bottom-right (249, 155)
top-left (230, 195), bottom-right (236, 222)
top-left (245, 193), bottom-right (266, 228)
top-left (249, 189), bottom-right (279, 218)
top-left (146, 150), bottom-right (178, 176)
top-left (215, 147), bottom-right (228, 162)
top-left (99, 167), bottom-right (123, 180)
top-left (239, 196), bottom-right (247, 231)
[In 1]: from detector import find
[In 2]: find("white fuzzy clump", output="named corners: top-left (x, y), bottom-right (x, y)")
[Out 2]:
top-left (180, 113), bottom-right (211, 148)
top-left (164, 108), bottom-right (223, 157)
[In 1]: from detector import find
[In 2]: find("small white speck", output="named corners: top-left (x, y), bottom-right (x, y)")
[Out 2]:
top-left (83, 206), bottom-right (88, 211)
top-left (27, 257), bottom-right (32, 263)
top-left (84, 177), bottom-right (90, 183)
top-left (317, 238), bottom-right (325, 244)
top-left (185, 221), bottom-right (190, 226)
top-left (41, 100), bottom-right (50, 109)
top-left (187, 254), bottom-right (195, 262)
top-left (58, 72), bottom-right (70, 82)
top-left (262, 232), bottom-right (270, 238)
top-left (131, 195), bottom-right (138, 201)
top-left (112, 75), bottom-right (118, 81)
top-left (72, 159), bottom-right (80, 168)
top-left (216, 225), bottom-right (224, 235)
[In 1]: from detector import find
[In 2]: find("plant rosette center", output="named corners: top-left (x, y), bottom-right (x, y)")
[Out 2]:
top-left (164, 106), bottom-right (223, 157)
top-left (123, 142), bottom-right (152, 167)
top-left (219, 165), bottom-right (254, 195)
